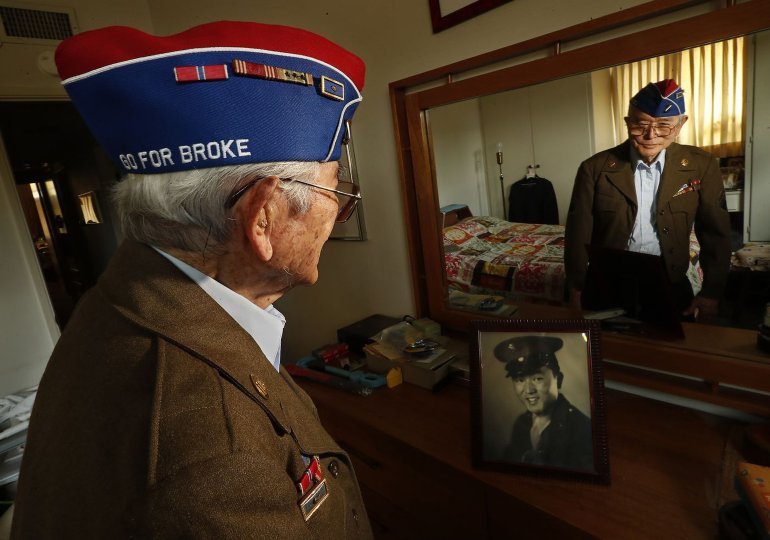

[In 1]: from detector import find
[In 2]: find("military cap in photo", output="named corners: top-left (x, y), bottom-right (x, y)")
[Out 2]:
top-left (630, 79), bottom-right (685, 117)
top-left (54, 21), bottom-right (365, 174)
top-left (494, 335), bottom-right (563, 379)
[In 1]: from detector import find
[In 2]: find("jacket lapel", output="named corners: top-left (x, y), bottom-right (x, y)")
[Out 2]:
top-left (658, 142), bottom-right (697, 205)
top-left (602, 142), bottom-right (637, 206)
top-left (98, 240), bottom-right (294, 434)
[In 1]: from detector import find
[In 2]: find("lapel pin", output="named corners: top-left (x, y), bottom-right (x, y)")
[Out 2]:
top-left (681, 158), bottom-right (689, 166)
top-left (249, 373), bottom-right (269, 399)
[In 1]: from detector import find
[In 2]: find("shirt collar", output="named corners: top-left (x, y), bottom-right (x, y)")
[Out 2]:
top-left (152, 247), bottom-right (285, 371)
top-left (630, 145), bottom-right (666, 172)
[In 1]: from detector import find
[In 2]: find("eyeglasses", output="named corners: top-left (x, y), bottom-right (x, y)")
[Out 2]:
top-left (225, 177), bottom-right (362, 223)
top-left (624, 117), bottom-right (680, 137)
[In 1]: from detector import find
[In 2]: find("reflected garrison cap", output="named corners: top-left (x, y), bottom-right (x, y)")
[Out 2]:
top-left (494, 336), bottom-right (563, 378)
top-left (630, 79), bottom-right (685, 117)
top-left (54, 21), bottom-right (365, 174)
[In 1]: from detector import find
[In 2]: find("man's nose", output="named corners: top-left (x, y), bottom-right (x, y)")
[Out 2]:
top-left (642, 126), bottom-right (656, 139)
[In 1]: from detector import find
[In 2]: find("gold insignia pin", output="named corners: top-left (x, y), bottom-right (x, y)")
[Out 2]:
top-left (249, 373), bottom-right (269, 399)
top-left (681, 158), bottom-right (689, 166)
top-left (608, 160), bottom-right (616, 168)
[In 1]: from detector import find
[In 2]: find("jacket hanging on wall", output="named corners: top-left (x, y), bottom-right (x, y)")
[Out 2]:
top-left (508, 176), bottom-right (559, 224)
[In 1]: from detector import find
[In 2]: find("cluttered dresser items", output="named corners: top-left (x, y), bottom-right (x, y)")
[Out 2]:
top-left (286, 314), bottom-right (468, 395)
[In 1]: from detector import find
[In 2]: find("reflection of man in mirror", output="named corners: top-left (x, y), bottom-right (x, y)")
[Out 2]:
top-left (564, 79), bottom-right (731, 323)
top-left (495, 336), bottom-right (594, 469)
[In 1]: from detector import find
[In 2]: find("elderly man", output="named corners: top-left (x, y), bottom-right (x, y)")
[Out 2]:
top-left (564, 79), bottom-right (731, 322)
top-left (11, 21), bottom-right (372, 539)
top-left (496, 336), bottom-right (594, 470)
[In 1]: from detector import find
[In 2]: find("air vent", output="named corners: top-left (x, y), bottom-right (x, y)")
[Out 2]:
top-left (0, 4), bottom-right (77, 43)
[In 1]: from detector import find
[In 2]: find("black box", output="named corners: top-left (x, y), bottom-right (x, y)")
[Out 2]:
top-left (337, 314), bottom-right (401, 355)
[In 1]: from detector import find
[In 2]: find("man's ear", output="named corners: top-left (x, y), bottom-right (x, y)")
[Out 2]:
top-left (235, 176), bottom-right (280, 261)
top-left (679, 115), bottom-right (689, 128)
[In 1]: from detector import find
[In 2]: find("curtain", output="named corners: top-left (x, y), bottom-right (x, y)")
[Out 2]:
top-left (609, 37), bottom-right (745, 157)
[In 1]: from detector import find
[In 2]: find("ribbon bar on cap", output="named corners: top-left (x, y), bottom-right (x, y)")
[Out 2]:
top-left (232, 59), bottom-right (313, 85)
top-left (174, 64), bottom-right (229, 83)
top-left (320, 76), bottom-right (344, 101)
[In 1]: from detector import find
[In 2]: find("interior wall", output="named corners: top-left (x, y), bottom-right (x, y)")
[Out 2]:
top-left (747, 30), bottom-right (770, 242)
top-left (0, 0), bottom-right (653, 379)
top-left (478, 75), bottom-right (594, 225)
top-left (430, 100), bottom-right (489, 217)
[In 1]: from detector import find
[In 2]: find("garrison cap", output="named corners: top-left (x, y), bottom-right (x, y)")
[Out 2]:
top-left (54, 21), bottom-right (365, 174)
top-left (494, 335), bottom-right (563, 379)
top-left (630, 79), bottom-right (685, 117)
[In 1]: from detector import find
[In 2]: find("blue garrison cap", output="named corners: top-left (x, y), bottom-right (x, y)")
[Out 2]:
top-left (494, 336), bottom-right (563, 378)
top-left (55, 21), bottom-right (365, 175)
top-left (630, 79), bottom-right (685, 117)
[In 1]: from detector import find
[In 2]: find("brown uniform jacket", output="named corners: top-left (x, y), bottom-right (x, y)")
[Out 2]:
top-left (11, 240), bottom-right (373, 539)
top-left (564, 141), bottom-right (731, 299)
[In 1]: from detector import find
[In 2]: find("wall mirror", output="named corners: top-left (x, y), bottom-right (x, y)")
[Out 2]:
top-left (391, 0), bottom-right (770, 415)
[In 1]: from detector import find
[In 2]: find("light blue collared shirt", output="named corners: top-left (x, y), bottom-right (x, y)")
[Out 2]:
top-left (153, 248), bottom-right (285, 372)
top-left (627, 147), bottom-right (665, 256)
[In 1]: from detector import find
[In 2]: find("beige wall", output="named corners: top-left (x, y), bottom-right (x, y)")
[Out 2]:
top-left (0, 0), bottom-right (650, 386)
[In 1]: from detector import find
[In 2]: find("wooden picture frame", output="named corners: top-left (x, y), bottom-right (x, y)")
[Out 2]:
top-left (470, 318), bottom-right (610, 484)
top-left (329, 125), bottom-right (366, 241)
top-left (428, 0), bottom-right (514, 33)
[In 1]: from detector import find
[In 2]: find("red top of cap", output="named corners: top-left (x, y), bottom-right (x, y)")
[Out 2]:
top-left (55, 20), bottom-right (365, 90)
top-left (654, 79), bottom-right (680, 98)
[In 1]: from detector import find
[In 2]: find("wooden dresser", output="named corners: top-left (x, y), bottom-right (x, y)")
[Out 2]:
top-left (298, 379), bottom-right (745, 539)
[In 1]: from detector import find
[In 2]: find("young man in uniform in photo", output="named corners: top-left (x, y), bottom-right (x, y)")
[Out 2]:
top-left (564, 79), bottom-right (731, 323)
top-left (11, 21), bottom-right (373, 539)
top-left (496, 336), bottom-right (594, 470)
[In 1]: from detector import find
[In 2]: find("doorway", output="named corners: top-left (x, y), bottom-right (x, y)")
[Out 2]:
top-left (0, 101), bottom-right (120, 329)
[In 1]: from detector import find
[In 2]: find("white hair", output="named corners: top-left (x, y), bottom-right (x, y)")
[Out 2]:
top-left (112, 161), bottom-right (320, 252)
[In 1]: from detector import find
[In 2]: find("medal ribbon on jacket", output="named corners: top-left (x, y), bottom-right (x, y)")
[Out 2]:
top-left (297, 455), bottom-right (329, 521)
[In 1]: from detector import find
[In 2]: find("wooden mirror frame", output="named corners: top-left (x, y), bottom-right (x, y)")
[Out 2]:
top-left (390, 0), bottom-right (770, 416)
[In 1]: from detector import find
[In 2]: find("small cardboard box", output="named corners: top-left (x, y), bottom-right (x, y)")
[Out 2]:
top-left (364, 346), bottom-right (456, 390)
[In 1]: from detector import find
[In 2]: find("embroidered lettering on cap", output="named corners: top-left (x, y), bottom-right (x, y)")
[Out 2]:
top-left (120, 149), bottom-right (175, 170)
top-left (179, 138), bottom-right (251, 164)
top-left (174, 64), bottom-right (229, 83)
top-left (232, 59), bottom-right (313, 85)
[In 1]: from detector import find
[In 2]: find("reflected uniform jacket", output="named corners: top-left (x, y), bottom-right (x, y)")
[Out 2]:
top-left (564, 141), bottom-right (731, 297)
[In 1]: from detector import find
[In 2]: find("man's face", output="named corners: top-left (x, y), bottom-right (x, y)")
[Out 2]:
top-left (626, 108), bottom-right (687, 164)
top-left (513, 366), bottom-right (559, 416)
top-left (271, 161), bottom-right (340, 286)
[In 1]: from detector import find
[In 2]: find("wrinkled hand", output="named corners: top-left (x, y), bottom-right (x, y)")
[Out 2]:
top-left (682, 295), bottom-right (719, 323)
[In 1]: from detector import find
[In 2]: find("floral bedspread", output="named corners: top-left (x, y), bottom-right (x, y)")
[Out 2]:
top-left (443, 216), bottom-right (566, 303)
top-left (443, 216), bottom-right (703, 303)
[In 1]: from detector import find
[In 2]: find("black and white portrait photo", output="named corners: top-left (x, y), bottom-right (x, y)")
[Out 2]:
top-left (470, 319), bottom-right (609, 483)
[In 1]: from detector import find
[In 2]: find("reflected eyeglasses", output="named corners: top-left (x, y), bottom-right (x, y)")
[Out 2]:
top-left (225, 177), bottom-right (362, 223)
top-left (624, 117), bottom-right (680, 137)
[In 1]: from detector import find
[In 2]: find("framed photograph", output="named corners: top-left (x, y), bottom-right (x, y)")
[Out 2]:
top-left (428, 0), bottom-right (514, 33)
top-left (329, 124), bottom-right (366, 241)
top-left (469, 318), bottom-right (609, 484)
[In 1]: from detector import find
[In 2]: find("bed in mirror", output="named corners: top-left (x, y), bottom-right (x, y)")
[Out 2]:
top-left (391, 0), bottom-right (770, 416)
